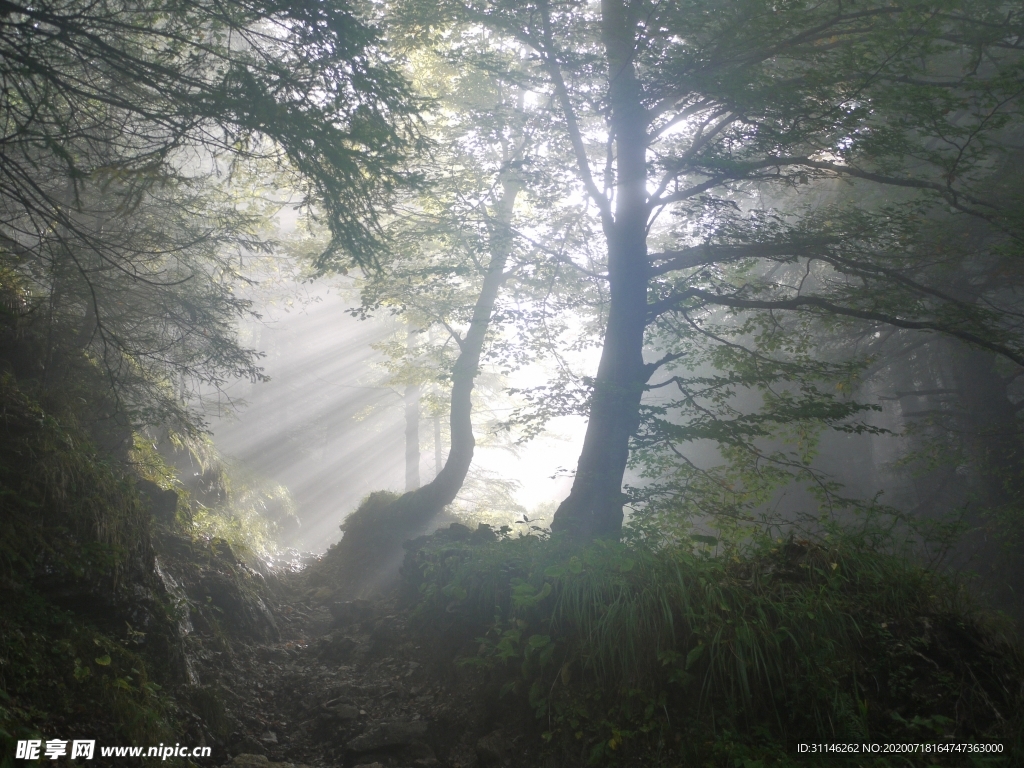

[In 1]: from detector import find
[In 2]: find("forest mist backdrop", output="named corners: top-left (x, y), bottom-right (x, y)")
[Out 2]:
top-left (1, 0), bottom-right (1024, 763)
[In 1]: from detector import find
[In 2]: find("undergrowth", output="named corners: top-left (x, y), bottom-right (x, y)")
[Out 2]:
top-left (132, 430), bottom-right (292, 562)
top-left (0, 590), bottom-right (178, 768)
top-left (406, 524), bottom-right (1024, 767)
top-left (0, 376), bottom-right (192, 765)
top-left (0, 374), bottom-right (150, 589)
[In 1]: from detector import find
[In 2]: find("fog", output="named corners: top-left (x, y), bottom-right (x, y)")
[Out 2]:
top-left (208, 283), bottom-right (587, 552)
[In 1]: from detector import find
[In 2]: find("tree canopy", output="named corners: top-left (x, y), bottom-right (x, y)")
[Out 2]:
top-left (0, 0), bottom-right (418, 432)
top-left (378, 0), bottom-right (1024, 540)
top-left (5, 0), bottom-right (1024, 549)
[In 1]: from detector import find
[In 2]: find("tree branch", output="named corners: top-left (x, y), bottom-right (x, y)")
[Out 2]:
top-left (654, 287), bottom-right (1024, 366)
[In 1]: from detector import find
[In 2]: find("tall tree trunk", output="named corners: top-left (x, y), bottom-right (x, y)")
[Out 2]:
top-left (404, 385), bottom-right (421, 490)
top-left (433, 412), bottom-right (443, 479)
top-left (404, 327), bottom-right (421, 491)
top-left (552, 0), bottom-right (650, 539)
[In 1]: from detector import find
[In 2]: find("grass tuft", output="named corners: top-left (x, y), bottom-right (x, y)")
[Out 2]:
top-left (406, 526), bottom-right (1024, 766)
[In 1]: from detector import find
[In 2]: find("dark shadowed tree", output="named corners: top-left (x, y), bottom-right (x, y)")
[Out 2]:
top-left (404, 0), bottom-right (1024, 539)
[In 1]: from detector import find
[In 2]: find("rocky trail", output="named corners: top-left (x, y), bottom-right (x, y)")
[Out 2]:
top-left (166, 535), bottom-right (539, 768)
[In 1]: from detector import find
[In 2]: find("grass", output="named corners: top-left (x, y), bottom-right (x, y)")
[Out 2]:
top-left (405, 525), bottom-right (1024, 766)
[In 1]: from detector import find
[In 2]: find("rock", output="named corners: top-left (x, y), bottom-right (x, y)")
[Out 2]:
top-left (406, 741), bottom-right (436, 760)
top-left (329, 598), bottom-right (374, 626)
top-left (369, 616), bottom-right (401, 647)
top-left (476, 730), bottom-right (510, 766)
top-left (323, 701), bottom-right (360, 722)
top-left (220, 756), bottom-right (312, 768)
top-left (228, 732), bottom-right (266, 756)
top-left (346, 719), bottom-right (428, 752)
top-left (317, 632), bottom-right (358, 663)
top-left (311, 586), bottom-right (335, 601)
top-left (223, 757), bottom-right (270, 768)
top-left (138, 479), bottom-right (179, 525)
top-left (259, 730), bottom-right (277, 744)
top-left (258, 646), bottom-right (291, 664)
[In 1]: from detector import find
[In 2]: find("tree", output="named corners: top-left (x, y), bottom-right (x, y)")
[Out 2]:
top-left (349, 27), bottom-right (588, 524)
top-left (0, 0), bottom-right (417, 433)
top-left (321, 28), bottom-right (599, 593)
top-left (348, 59), bottom-right (524, 544)
top-left (410, 0), bottom-right (1024, 538)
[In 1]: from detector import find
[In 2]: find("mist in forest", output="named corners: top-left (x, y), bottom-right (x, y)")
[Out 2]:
top-left (206, 286), bottom-right (399, 551)
top-left (3, 0), bottom-right (1024, 762)
top-left (208, 283), bottom-right (588, 552)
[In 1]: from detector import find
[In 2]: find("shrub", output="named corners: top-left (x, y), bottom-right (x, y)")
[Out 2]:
top-left (407, 526), bottom-right (1024, 766)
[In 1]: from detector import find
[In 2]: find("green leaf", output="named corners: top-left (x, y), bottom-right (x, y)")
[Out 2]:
top-left (685, 643), bottom-right (705, 670)
top-left (94, 655), bottom-right (111, 666)
top-left (513, 581), bottom-right (552, 608)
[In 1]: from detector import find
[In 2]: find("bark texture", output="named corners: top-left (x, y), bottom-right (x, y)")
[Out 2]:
top-left (552, 0), bottom-right (650, 539)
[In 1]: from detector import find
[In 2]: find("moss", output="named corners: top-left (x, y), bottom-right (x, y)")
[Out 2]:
top-left (305, 490), bottom-right (404, 596)
top-left (0, 374), bottom-right (151, 587)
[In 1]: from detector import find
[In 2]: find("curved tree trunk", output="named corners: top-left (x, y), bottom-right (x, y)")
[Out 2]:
top-left (395, 172), bottom-right (520, 517)
top-left (327, 172), bottom-right (521, 597)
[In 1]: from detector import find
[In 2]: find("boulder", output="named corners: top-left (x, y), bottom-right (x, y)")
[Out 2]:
top-left (317, 632), bottom-right (359, 663)
top-left (476, 730), bottom-right (510, 766)
top-left (328, 598), bottom-right (374, 627)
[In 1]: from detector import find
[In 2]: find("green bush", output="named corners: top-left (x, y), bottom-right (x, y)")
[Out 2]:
top-left (407, 527), bottom-right (1024, 766)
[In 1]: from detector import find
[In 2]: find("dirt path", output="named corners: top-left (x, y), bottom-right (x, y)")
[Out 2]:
top-left (194, 574), bottom-right (527, 768)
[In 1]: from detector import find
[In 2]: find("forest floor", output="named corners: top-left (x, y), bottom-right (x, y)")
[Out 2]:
top-left (190, 565), bottom-right (534, 768)
top-left (6, 518), bottom-right (1022, 768)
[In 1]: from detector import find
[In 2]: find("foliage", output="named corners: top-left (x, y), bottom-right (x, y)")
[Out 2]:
top-left (0, 589), bottom-right (178, 768)
top-left (394, 0), bottom-right (1024, 537)
top-left (0, 374), bottom-right (149, 585)
top-left (347, 22), bottom-right (599, 511)
top-left (0, 0), bottom-right (418, 268)
top-left (132, 427), bottom-right (300, 560)
top-left (190, 475), bottom-right (294, 561)
top-left (0, 0), bottom-right (419, 436)
top-left (407, 522), bottom-right (1023, 766)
